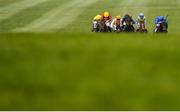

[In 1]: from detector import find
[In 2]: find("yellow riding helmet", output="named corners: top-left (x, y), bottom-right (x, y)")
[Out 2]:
top-left (96, 15), bottom-right (102, 20)
top-left (116, 15), bottom-right (121, 20)
top-left (104, 11), bottom-right (110, 18)
top-left (94, 15), bottom-right (102, 20)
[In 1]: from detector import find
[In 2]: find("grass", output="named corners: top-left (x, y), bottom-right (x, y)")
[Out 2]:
top-left (0, 32), bottom-right (180, 110)
top-left (0, 0), bottom-right (22, 7)
top-left (0, 0), bottom-right (180, 110)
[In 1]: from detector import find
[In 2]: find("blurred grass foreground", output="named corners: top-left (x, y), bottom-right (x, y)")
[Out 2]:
top-left (0, 33), bottom-right (180, 110)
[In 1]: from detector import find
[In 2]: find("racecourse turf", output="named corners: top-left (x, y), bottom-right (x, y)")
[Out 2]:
top-left (0, 0), bottom-right (180, 110)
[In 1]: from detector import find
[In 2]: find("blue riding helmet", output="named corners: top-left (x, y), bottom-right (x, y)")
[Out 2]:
top-left (155, 16), bottom-right (168, 24)
top-left (139, 13), bottom-right (145, 19)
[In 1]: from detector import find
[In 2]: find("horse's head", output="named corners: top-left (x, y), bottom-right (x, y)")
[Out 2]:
top-left (139, 22), bottom-right (145, 30)
top-left (93, 21), bottom-right (98, 28)
top-left (161, 22), bottom-right (167, 30)
top-left (125, 18), bottom-right (131, 26)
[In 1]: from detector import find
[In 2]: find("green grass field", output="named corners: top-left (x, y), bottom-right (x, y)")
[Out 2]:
top-left (0, 0), bottom-right (180, 110)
